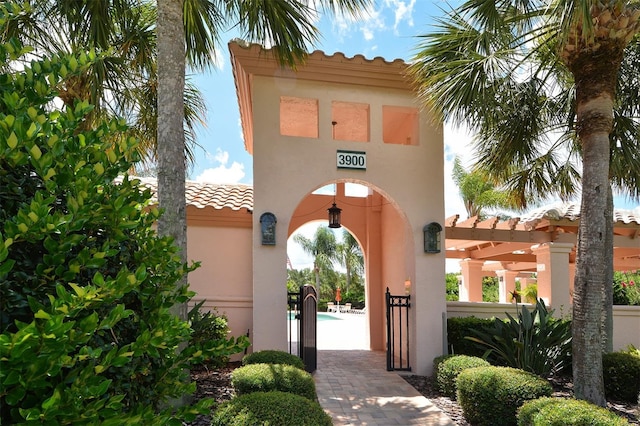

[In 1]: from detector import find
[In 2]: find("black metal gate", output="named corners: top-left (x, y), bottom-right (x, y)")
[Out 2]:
top-left (287, 285), bottom-right (317, 373)
top-left (386, 287), bottom-right (411, 371)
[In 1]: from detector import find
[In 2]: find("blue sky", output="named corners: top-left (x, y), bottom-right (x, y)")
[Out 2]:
top-left (187, 1), bottom-right (639, 270)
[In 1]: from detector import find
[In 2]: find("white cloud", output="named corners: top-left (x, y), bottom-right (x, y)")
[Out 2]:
top-left (196, 163), bottom-right (245, 184)
top-left (360, 7), bottom-right (385, 41)
top-left (196, 148), bottom-right (246, 184)
top-left (385, 0), bottom-right (416, 32)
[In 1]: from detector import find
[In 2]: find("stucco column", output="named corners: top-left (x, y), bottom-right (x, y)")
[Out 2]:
top-left (496, 270), bottom-right (519, 303)
top-left (568, 262), bottom-right (576, 305)
top-left (531, 242), bottom-right (574, 310)
top-left (366, 195), bottom-right (384, 351)
top-left (459, 259), bottom-right (484, 302)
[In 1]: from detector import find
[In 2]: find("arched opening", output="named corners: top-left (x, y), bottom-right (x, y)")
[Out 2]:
top-left (287, 221), bottom-right (368, 350)
top-left (286, 180), bottom-right (415, 353)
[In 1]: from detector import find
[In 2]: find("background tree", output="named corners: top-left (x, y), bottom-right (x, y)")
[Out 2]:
top-left (410, 0), bottom-right (640, 405)
top-left (2, 0), bottom-right (205, 166)
top-left (337, 229), bottom-right (364, 294)
top-left (452, 156), bottom-right (521, 219)
top-left (287, 268), bottom-right (315, 293)
top-left (293, 226), bottom-right (339, 291)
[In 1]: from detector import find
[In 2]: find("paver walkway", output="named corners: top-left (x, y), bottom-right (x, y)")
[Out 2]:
top-left (315, 350), bottom-right (457, 425)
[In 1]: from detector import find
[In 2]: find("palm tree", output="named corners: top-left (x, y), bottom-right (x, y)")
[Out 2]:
top-left (337, 230), bottom-right (364, 294)
top-left (293, 226), bottom-right (339, 290)
top-left (451, 156), bottom-right (521, 219)
top-left (409, 0), bottom-right (640, 405)
top-left (3, 0), bottom-right (205, 165)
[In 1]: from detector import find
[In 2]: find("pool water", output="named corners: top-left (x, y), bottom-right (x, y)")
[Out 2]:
top-left (288, 312), bottom-right (342, 321)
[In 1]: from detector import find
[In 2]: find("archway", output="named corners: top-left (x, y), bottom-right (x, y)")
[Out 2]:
top-left (287, 219), bottom-right (369, 350)
top-left (287, 180), bottom-right (416, 353)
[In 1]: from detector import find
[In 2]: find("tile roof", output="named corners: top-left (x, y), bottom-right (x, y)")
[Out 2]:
top-left (122, 176), bottom-right (253, 212)
top-left (521, 203), bottom-right (640, 225)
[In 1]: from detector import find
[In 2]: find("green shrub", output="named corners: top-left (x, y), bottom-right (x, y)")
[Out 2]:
top-left (242, 349), bottom-right (305, 370)
top-left (457, 366), bottom-right (553, 426)
top-left (446, 273), bottom-right (459, 301)
top-left (517, 397), bottom-right (630, 425)
top-left (447, 316), bottom-right (495, 357)
top-left (613, 270), bottom-right (640, 306)
top-left (231, 363), bottom-right (317, 400)
top-left (189, 300), bottom-right (231, 367)
top-left (483, 276), bottom-right (499, 302)
top-left (436, 355), bottom-right (490, 398)
top-left (466, 299), bottom-right (572, 377)
top-left (0, 31), bottom-right (248, 424)
top-left (212, 391), bottom-right (332, 426)
top-left (602, 351), bottom-right (640, 403)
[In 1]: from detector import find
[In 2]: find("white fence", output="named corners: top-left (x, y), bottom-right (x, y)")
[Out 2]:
top-left (446, 302), bottom-right (640, 352)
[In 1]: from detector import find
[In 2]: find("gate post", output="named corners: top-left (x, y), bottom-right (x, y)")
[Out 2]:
top-left (299, 285), bottom-right (317, 372)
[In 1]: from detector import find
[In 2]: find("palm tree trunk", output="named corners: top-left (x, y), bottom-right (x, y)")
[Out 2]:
top-left (157, 0), bottom-right (188, 321)
top-left (602, 186), bottom-right (614, 353)
top-left (570, 57), bottom-right (620, 407)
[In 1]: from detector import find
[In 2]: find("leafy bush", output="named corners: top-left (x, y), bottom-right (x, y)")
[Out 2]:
top-left (242, 349), bottom-right (305, 370)
top-left (446, 273), bottom-right (460, 301)
top-left (0, 29), bottom-right (247, 424)
top-left (457, 366), bottom-right (553, 426)
top-left (466, 299), bottom-right (572, 377)
top-left (231, 363), bottom-right (317, 400)
top-left (517, 397), bottom-right (630, 425)
top-left (435, 355), bottom-right (490, 398)
top-left (602, 351), bottom-right (640, 403)
top-left (483, 276), bottom-right (499, 302)
top-left (212, 391), bottom-right (332, 426)
top-left (613, 270), bottom-right (640, 305)
top-left (189, 301), bottom-right (231, 367)
top-left (447, 316), bottom-right (495, 357)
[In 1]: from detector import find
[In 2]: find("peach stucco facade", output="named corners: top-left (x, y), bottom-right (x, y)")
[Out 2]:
top-left (229, 41), bottom-right (446, 375)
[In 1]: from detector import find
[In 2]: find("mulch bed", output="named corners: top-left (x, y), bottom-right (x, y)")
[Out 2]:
top-left (186, 362), bottom-right (639, 425)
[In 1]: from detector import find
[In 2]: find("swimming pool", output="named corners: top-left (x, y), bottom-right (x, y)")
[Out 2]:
top-left (288, 312), bottom-right (342, 321)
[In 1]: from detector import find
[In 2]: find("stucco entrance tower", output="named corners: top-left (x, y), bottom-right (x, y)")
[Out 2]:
top-left (230, 40), bottom-right (446, 375)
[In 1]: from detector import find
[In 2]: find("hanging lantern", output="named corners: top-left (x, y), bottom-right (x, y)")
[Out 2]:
top-left (328, 202), bottom-right (342, 228)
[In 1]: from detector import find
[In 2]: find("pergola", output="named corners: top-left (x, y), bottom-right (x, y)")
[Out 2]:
top-left (445, 204), bottom-right (640, 308)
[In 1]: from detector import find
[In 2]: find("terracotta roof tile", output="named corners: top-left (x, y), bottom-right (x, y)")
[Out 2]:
top-left (522, 203), bottom-right (639, 225)
top-left (120, 176), bottom-right (253, 212)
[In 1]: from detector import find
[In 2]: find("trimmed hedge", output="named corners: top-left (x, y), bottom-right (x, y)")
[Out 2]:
top-left (517, 397), bottom-right (630, 425)
top-left (447, 317), bottom-right (495, 357)
top-left (242, 349), bottom-right (305, 370)
top-left (212, 391), bottom-right (332, 426)
top-left (457, 366), bottom-right (553, 426)
top-left (602, 351), bottom-right (640, 403)
top-left (435, 355), bottom-right (490, 398)
top-left (231, 363), bottom-right (317, 400)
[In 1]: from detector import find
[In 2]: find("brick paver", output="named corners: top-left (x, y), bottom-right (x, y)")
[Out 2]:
top-left (315, 350), bottom-right (456, 426)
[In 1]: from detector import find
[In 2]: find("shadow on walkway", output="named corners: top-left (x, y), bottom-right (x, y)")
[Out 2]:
top-left (315, 350), bottom-right (456, 425)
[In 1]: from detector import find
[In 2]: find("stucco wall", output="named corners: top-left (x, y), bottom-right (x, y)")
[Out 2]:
top-left (187, 225), bottom-right (253, 344)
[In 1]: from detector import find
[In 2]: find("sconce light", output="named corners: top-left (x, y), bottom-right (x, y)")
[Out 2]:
top-left (423, 222), bottom-right (442, 253)
top-left (260, 212), bottom-right (277, 245)
top-left (328, 202), bottom-right (342, 228)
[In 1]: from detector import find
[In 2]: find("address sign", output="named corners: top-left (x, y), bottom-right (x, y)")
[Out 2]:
top-left (337, 150), bottom-right (366, 170)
